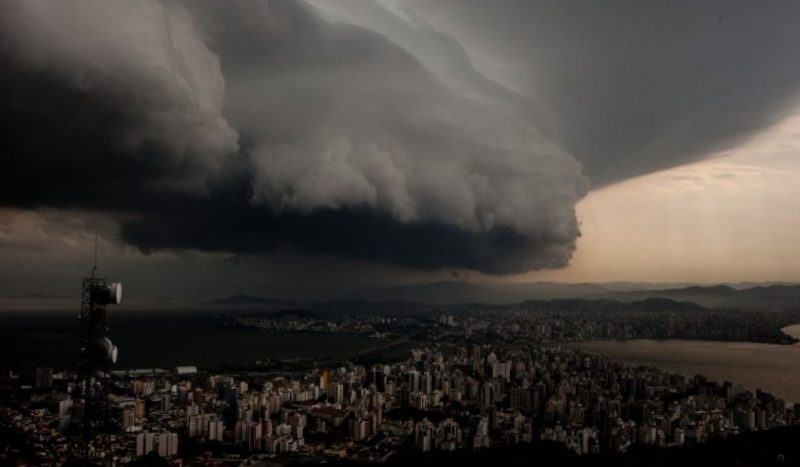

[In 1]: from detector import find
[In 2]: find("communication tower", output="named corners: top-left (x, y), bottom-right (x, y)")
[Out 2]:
top-left (69, 257), bottom-right (122, 465)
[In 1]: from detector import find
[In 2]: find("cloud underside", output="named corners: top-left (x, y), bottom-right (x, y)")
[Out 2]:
top-left (1, 0), bottom-right (800, 274)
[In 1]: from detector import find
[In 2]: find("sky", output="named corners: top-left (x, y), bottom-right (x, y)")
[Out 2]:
top-left (524, 112), bottom-right (800, 284)
top-left (1, 0), bottom-right (799, 299)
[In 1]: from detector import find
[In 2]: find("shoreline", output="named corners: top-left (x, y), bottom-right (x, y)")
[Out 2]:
top-left (568, 336), bottom-right (800, 404)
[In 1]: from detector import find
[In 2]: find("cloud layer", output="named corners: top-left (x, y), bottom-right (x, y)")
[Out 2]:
top-left (2, 0), bottom-right (800, 274)
top-left (358, 0), bottom-right (800, 185)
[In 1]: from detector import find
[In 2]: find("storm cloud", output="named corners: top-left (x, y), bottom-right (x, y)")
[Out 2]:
top-left (2, 0), bottom-right (800, 274)
top-left (333, 0), bottom-right (800, 185)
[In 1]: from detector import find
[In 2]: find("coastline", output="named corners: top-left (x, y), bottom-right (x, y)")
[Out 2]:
top-left (568, 336), bottom-right (800, 403)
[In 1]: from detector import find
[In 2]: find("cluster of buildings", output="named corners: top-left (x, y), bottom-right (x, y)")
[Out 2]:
top-left (449, 304), bottom-right (800, 345)
top-left (2, 343), bottom-right (799, 465)
top-left (221, 300), bottom-right (800, 348)
top-left (223, 313), bottom-right (386, 335)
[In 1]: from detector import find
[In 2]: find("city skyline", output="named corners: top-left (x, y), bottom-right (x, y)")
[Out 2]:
top-left (5, 300), bottom-right (800, 465)
top-left (5, 3), bottom-right (800, 465)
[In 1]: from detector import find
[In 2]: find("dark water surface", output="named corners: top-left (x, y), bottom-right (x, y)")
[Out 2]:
top-left (0, 309), bottom-right (377, 370)
top-left (571, 329), bottom-right (800, 404)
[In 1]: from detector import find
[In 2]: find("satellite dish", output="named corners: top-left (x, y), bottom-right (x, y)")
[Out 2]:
top-left (101, 337), bottom-right (118, 364)
top-left (93, 282), bottom-right (122, 305)
top-left (109, 282), bottom-right (122, 304)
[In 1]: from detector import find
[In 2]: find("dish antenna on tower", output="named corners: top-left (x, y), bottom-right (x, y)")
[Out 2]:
top-left (69, 231), bottom-right (123, 465)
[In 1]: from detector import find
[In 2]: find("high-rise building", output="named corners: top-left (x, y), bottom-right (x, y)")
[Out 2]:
top-left (136, 432), bottom-right (155, 456)
top-left (209, 420), bottom-right (225, 442)
top-left (58, 398), bottom-right (73, 421)
top-left (135, 398), bottom-right (146, 419)
top-left (348, 418), bottom-right (368, 441)
top-left (414, 418), bottom-right (434, 452)
top-left (332, 383), bottom-right (344, 404)
top-left (491, 362), bottom-right (511, 382)
top-left (439, 418), bottom-right (462, 449)
top-left (410, 392), bottom-right (428, 410)
top-left (188, 413), bottom-right (219, 439)
top-left (481, 382), bottom-right (494, 406)
top-left (406, 369), bottom-right (421, 393)
top-left (421, 371), bottom-right (432, 395)
top-left (241, 421), bottom-right (262, 450)
top-left (319, 369), bottom-right (330, 390)
top-left (157, 432), bottom-right (178, 457)
top-left (160, 393), bottom-right (171, 412)
top-left (122, 406), bottom-right (136, 431)
top-left (288, 412), bottom-right (306, 438)
top-left (263, 417), bottom-right (274, 437)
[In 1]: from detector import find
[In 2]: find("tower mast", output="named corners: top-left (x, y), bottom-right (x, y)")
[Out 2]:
top-left (69, 241), bottom-right (122, 466)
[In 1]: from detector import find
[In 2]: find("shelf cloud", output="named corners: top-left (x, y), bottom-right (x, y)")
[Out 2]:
top-left (348, 0), bottom-right (800, 185)
top-left (2, 0), bottom-right (800, 274)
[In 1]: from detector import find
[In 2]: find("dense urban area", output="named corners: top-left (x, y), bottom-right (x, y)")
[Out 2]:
top-left (218, 297), bottom-right (800, 345)
top-left (3, 296), bottom-right (800, 466)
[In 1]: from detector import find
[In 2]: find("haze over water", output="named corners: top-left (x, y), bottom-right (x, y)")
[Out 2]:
top-left (571, 324), bottom-right (800, 404)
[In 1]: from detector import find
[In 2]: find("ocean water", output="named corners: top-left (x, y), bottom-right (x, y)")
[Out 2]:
top-left (0, 309), bottom-right (379, 371)
top-left (571, 328), bottom-right (800, 403)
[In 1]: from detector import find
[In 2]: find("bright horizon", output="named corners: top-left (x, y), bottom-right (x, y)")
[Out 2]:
top-left (518, 111), bottom-right (800, 284)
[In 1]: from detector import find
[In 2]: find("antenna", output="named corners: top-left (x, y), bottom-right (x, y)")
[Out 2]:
top-left (93, 231), bottom-right (98, 275)
top-left (70, 236), bottom-right (123, 465)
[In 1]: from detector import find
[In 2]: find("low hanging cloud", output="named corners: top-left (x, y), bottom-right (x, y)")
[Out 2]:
top-left (2, 0), bottom-right (800, 274)
top-left (132, 0), bottom-right (589, 273)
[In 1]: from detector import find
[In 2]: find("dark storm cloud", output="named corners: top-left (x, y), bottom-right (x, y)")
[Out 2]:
top-left (119, 192), bottom-right (575, 274)
top-left (4, 0), bottom-right (800, 274)
top-left (368, 0), bottom-right (800, 185)
top-left (0, 0), bottom-right (585, 273)
top-left (0, 0), bottom-right (238, 207)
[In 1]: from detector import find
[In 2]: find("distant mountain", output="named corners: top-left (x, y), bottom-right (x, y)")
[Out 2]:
top-left (360, 281), bottom-right (496, 304)
top-left (357, 281), bottom-right (800, 309)
top-left (588, 281), bottom-right (697, 292)
top-left (715, 285), bottom-right (800, 308)
top-left (497, 282), bottom-right (610, 298)
top-left (360, 281), bottom-right (609, 305)
top-left (603, 285), bottom-right (800, 309)
top-left (502, 297), bottom-right (705, 314)
top-left (208, 294), bottom-right (299, 307)
top-left (309, 298), bottom-right (440, 316)
top-left (212, 282), bottom-right (800, 310)
top-left (629, 297), bottom-right (707, 311)
top-left (604, 285), bottom-right (739, 306)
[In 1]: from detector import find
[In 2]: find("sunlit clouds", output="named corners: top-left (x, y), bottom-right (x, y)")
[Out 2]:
top-left (523, 112), bottom-right (800, 283)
